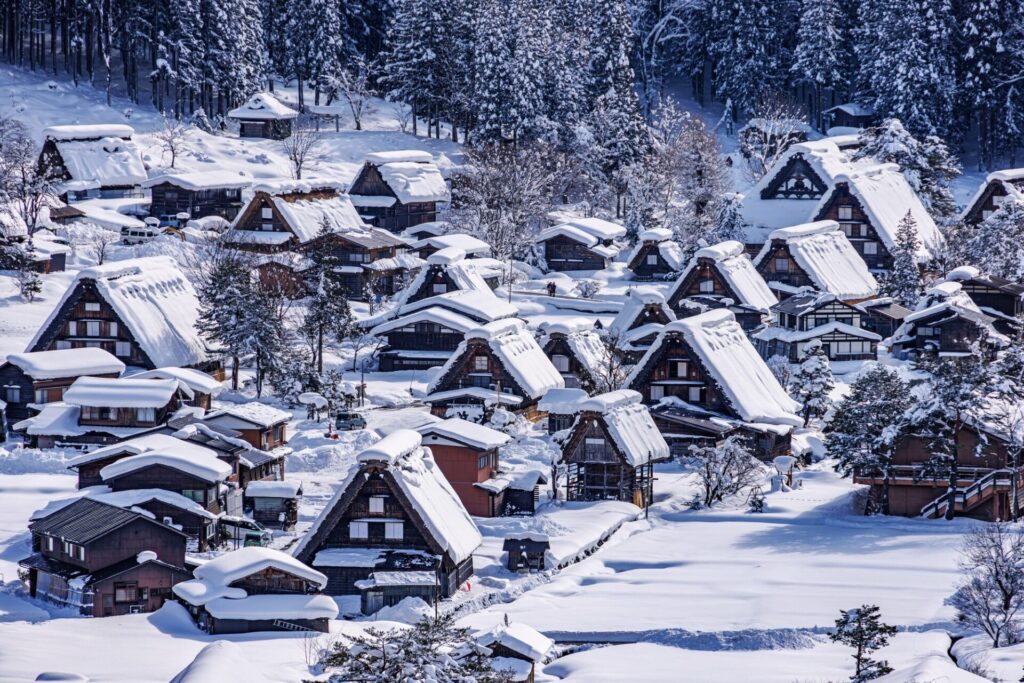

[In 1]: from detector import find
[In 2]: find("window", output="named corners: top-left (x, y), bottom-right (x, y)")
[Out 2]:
top-left (115, 341), bottom-right (131, 357)
top-left (674, 361), bottom-right (688, 378)
top-left (55, 340), bottom-right (71, 350)
top-left (474, 356), bottom-right (489, 371)
top-left (261, 207), bottom-right (273, 219)
top-left (688, 386), bottom-right (702, 402)
top-left (774, 258), bottom-right (789, 272)
top-left (369, 496), bottom-right (385, 513)
top-left (68, 321), bottom-right (77, 336)
top-left (349, 521), bottom-right (369, 539)
top-left (478, 453), bottom-right (492, 470)
top-left (85, 302), bottom-right (101, 312)
top-left (78, 545), bottom-right (85, 562)
top-left (35, 389), bottom-right (47, 404)
top-left (385, 522), bottom-right (404, 540)
top-left (349, 252), bottom-right (369, 263)
top-left (699, 279), bottom-right (715, 293)
top-left (432, 283), bottom-right (447, 294)
top-left (552, 354), bottom-right (570, 372)
top-left (261, 222), bottom-right (273, 231)
top-left (136, 407), bottom-right (156, 422)
top-left (646, 254), bottom-right (659, 265)
top-left (918, 326), bottom-right (934, 336)
top-left (108, 321), bottom-right (118, 337)
top-left (862, 241), bottom-right (878, 255)
top-left (46, 535), bottom-right (54, 552)
top-left (114, 583), bottom-right (138, 603)
top-left (649, 385), bottom-right (665, 400)
top-left (813, 317), bottom-right (830, 327)
top-left (182, 489), bottom-right (205, 503)
top-left (85, 321), bottom-right (100, 337)
top-left (4, 386), bottom-right (20, 403)
top-left (838, 206), bottom-right (853, 220)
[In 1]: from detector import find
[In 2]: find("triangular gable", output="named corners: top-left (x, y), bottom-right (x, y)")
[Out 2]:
top-left (668, 257), bottom-right (745, 310)
top-left (760, 153), bottom-right (829, 200)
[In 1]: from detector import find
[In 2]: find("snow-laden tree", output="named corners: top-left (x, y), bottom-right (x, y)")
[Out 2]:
top-left (714, 193), bottom-right (747, 244)
top-left (686, 436), bottom-right (766, 508)
top-left (791, 0), bottom-right (847, 123)
top-left (949, 524), bottom-right (1024, 648)
top-left (0, 117), bottom-right (56, 235)
top-left (472, 0), bottom-right (515, 143)
top-left (301, 220), bottom-right (356, 373)
top-left (710, 0), bottom-right (794, 115)
top-left (829, 365), bottom-right (911, 514)
top-left (829, 605), bottom-right (897, 682)
top-left (966, 200), bottom-right (1024, 281)
top-left (961, 0), bottom-right (1016, 169)
top-left (881, 212), bottom-right (924, 308)
top-left (789, 340), bottom-right (834, 427)
top-left (197, 251), bottom-right (256, 390)
top-left (853, 119), bottom-right (960, 221)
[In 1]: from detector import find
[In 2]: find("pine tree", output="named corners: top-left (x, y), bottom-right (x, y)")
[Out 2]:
top-left (197, 254), bottom-right (254, 390)
top-left (472, 0), bottom-right (515, 142)
top-left (788, 339), bottom-right (834, 427)
top-left (961, 0), bottom-right (1014, 169)
top-left (302, 220), bottom-right (355, 372)
top-left (711, 0), bottom-right (794, 114)
top-left (829, 605), bottom-right (897, 682)
top-left (791, 0), bottom-right (846, 124)
top-left (882, 212), bottom-right (923, 308)
top-left (829, 366), bottom-right (911, 514)
top-left (713, 193), bottom-right (747, 244)
top-left (966, 199), bottom-right (1024, 281)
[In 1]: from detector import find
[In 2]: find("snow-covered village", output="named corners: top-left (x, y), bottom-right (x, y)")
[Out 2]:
top-left (2, 0), bottom-right (1024, 681)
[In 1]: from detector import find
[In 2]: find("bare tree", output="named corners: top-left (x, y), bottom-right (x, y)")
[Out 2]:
top-left (949, 524), bottom-right (1024, 648)
top-left (86, 227), bottom-right (119, 265)
top-left (687, 437), bottom-right (766, 508)
top-left (738, 96), bottom-right (808, 183)
top-left (282, 118), bottom-right (325, 180)
top-left (0, 117), bottom-right (57, 235)
top-left (592, 332), bottom-right (630, 393)
top-left (392, 101), bottom-right (413, 134)
top-left (330, 58), bottom-right (376, 131)
top-left (153, 115), bottom-right (189, 168)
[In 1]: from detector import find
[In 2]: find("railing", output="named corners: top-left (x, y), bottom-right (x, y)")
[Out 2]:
top-left (920, 469), bottom-right (1016, 518)
top-left (272, 619), bottom-right (318, 632)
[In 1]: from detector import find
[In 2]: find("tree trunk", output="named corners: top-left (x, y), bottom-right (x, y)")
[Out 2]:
top-left (231, 355), bottom-right (240, 390)
top-left (317, 326), bottom-right (323, 374)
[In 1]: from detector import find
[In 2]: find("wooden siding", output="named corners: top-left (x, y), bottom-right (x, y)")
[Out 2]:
top-left (543, 235), bottom-right (606, 272)
top-left (814, 183), bottom-right (893, 271)
top-left (104, 464), bottom-right (223, 514)
top-left (760, 154), bottom-right (828, 200)
top-left (149, 182), bottom-right (243, 221)
top-left (349, 163), bottom-right (439, 233)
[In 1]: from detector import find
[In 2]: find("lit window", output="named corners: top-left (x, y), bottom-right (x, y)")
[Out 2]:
top-left (369, 496), bottom-right (385, 513)
top-left (349, 521), bottom-right (369, 539)
top-left (108, 321), bottom-right (118, 336)
top-left (46, 536), bottom-right (54, 552)
top-left (385, 522), bottom-right (404, 540)
top-left (674, 361), bottom-right (688, 378)
top-left (68, 321), bottom-right (77, 336)
top-left (838, 206), bottom-right (853, 220)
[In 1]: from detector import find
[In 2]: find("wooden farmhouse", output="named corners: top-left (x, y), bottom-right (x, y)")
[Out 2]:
top-left (854, 297), bottom-right (912, 339)
top-left (626, 228), bottom-right (686, 280)
top-left (25, 256), bottom-right (220, 375)
top-left (410, 232), bottom-right (491, 260)
top-left (21, 497), bottom-right (189, 617)
top-left (475, 622), bottom-right (554, 683)
top-left (370, 289), bottom-right (518, 372)
top-left (608, 288), bottom-right (677, 362)
top-left (812, 164), bottom-right (943, 274)
top-left (67, 433), bottom-right (226, 489)
top-left (168, 420), bottom-right (286, 487)
top-left (127, 366), bottom-right (223, 411)
top-left (538, 322), bottom-right (611, 393)
top-left (348, 150), bottom-right (450, 232)
top-left (538, 387), bottom-right (589, 435)
top-left (536, 217), bottom-right (625, 272)
top-left (853, 422), bottom-right (1022, 520)
top-left (142, 170), bottom-right (251, 223)
top-left (627, 310), bottom-right (802, 459)
top-left (503, 534), bottom-right (550, 572)
top-left (391, 247), bottom-right (496, 307)
top-left (666, 240), bottom-right (777, 333)
top-left (173, 547), bottom-right (337, 633)
top-left (425, 318), bottom-right (564, 419)
top-left (244, 480), bottom-right (302, 529)
top-left (14, 376), bottom-right (193, 448)
top-left (753, 292), bottom-right (881, 362)
top-left (559, 390), bottom-right (668, 507)
top-left (960, 169), bottom-right (1024, 225)
top-left (98, 446), bottom-right (235, 515)
top-left (15, 231), bottom-right (72, 274)
top-left (199, 402), bottom-right (290, 451)
top-left (888, 281), bottom-right (1008, 359)
top-left (417, 417), bottom-right (512, 517)
top-left (401, 220), bottom-right (448, 241)
top-left (822, 103), bottom-right (877, 130)
top-left (293, 430), bottom-right (482, 614)
top-left (0, 348), bottom-right (124, 424)
top-left (227, 92), bottom-right (298, 139)
top-left (941, 265), bottom-right (1024, 334)
top-left (37, 124), bottom-right (147, 202)
top-left (752, 220), bottom-right (879, 301)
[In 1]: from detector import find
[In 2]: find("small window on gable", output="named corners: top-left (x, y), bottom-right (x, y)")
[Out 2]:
top-left (774, 258), bottom-right (789, 272)
top-left (385, 522), bottom-right (404, 540)
top-left (674, 361), bottom-right (688, 378)
top-left (432, 283), bottom-right (447, 294)
top-left (115, 341), bottom-right (131, 357)
top-left (474, 356), bottom-right (489, 372)
top-left (261, 207), bottom-right (273, 219)
top-left (688, 386), bottom-right (702, 403)
top-left (646, 254), bottom-right (659, 265)
top-left (46, 535), bottom-right (54, 552)
top-left (838, 206), bottom-right (853, 220)
top-left (649, 385), bottom-right (665, 400)
top-left (349, 521), bottom-right (369, 539)
top-left (85, 321), bottom-right (100, 337)
top-left (863, 241), bottom-right (878, 255)
top-left (699, 279), bottom-right (714, 293)
top-left (369, 496), bottom-right (385, 513)
top-left (108, 321), bottom-right (118, 337)
top-left (552, 354), bottom-right (570, 372)
top-left (85, 302), bottom-right (101, 312)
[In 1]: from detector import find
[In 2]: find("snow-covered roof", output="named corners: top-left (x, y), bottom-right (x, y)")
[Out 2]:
top-left (227, 92), bottom-right (298, 120)
top-left (428, 319), bottom-right (564, 400)
top-left (269, 193), bottom-right (369, 244)
top-left (128, 367), bottom-right (224, 397)
top-left (93, 488), bottom-right (218, 520)
top-left (43, 124), bottom-right (135, 141)
top-left (53, 134), bottom-right (146, 188)
top-left (541, 323), bottom-right (610, 381)
top-left (27, 256), bottom-right (211, 368)
top-left (369, 306), bottom-right (479, 337)
top-left (824, 102), bottom-right (875, 116)
top-left (294, 430), bottom-right (482, 564)
top-left (13, 403), bottom-right (82, 436)
top-left (577, 390), bottom-right (668, 466)
top-left (366, 150), bottom-right (435, 164)
top-left (424, 387), bottom-right (523, 405)
top-left (245, 480), bottom-right (301, 498)
top-left (560, 217), bottom-right (627, 241)
top-left (538, 387), bottom-right (589, 414)
top-left (194, 546), bottom-right (326, 590)
top-left (960, 169), bottom-right (1024, 222)
top-left (412, 233), bottom-right (491, 257)
top-left (632, 310), bottom-right (802, 427)
top-left (627, 232), bottom-right (686, 272)
top-left (755, 220), bottom-right (878, 300)
top-left (203, 593), bottom-right (338, 620)
top-left (66, 433), bottom-right (218, 468)
top-left (399, 289), bottom-right (517, 323)
top-left (142, 170), bottom-right (252, 191)
top-left (609, 288), bottom-right (675, 337)
top-left (672, 241), bottom-right (778, 313)
top-left (4, 348), bottom-right (124, 380)
top-left (208, 402), bottom-right (290, 428)
top-left (372, 158), bottom-right (450, 204)
top-left (823, 164), bottom-right (943, 262)
top-left (64, 376), bottom-right (189, 408)
top-left (477, 622), bottom-right (553, 663)
top-left (417, 417), bottom-right (512, 450)
top-left (100, 449), bottom-right (232, 483)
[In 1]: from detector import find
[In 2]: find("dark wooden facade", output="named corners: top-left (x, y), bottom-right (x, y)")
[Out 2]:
top-left (299, 230), bottom-right (409, 298)
top-left (628, 240), bottom-right (680, 281)
top-left (668, 257), bottom-right (769, 333)
top-left (377, 317), bottom-right (468, 371)
top-left (888, 308), bottom-right (999, 359)
top-left (37, 137), bottom-right (143, 202)
top-left (349, 162), bottom-right (440, 232)
top-left (759, 153), bottom-right (828, 201)
top-left (561, 413), bottom-right (653, 507)
top-left (541, 333), bottom-right (599, 393)
top-left (962, 178), bottom-right (1023, 225)
top-left (427, 338), bottom-right (543, 418)
top-left (542, 234), bottom-right (608, 272)
top-left (956, 275), bottom-right (1024, 333)
top-left (0, 363), bottom-right (120, 424)
top-left (756, 296), bottom-right (878, 362)
top-left (856, 299), bottom-right (911, 339)
top-left (104, 463), bottom-right (226, 514)
top-left (148, 182), bottom-right (244, 222)
top-left (503, 536), bottom-right (549, 572)
top-left (228, 190), bottom-right (330, 254)
top-left (813, 183), bottom-right (892, 272)
top-left (236, 118), bottom-right (292, 140)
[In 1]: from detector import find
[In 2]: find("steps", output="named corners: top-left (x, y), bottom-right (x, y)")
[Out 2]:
top-left (920, 469), bottom-right (1016, 519)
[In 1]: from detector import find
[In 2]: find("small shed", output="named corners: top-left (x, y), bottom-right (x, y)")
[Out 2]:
top-left (503, 534), bottom-right (550, 572)
top-left (476, 622), bottom-right (554, 683)
top-left (244, 479), bottom-right (302, 529)
top-left (823, 103), bottom-right (877, 130)
top-left (227, 93), bottom-right (299, 140)
top-left (538, 387), bottom-right (588, 435)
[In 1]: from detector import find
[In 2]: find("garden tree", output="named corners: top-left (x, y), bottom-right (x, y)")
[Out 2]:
top-left (966, 200), bottom-right (1024, 281)
top-left (767, 355), bottom-right (792, 389)
top-left (301, 221), bottom-right (355, 373)
top-left (788, 340), bottom-right (834, 426)
top-left (686, 436), bottom-right (766, 508)
top-left (949, 524), bottom-right (1024, 648)
top-left (153, 115), bottom-right (188, 168)
top-left (829, 366), bottom-right (911, 514)
top-left (0, 118), bottom-right (56, 235)
top-left (450, 142), bottom-right (554, 260)
top-left (196, 251), bottom-right (257, 390)
top-left (853, 120), bottom-right (961, 221)
top-left (882, 212), bottom-right (924, 308)
top-left (710, 0), bottom-right (794, 115)
top-left (829, 605), bottom-right (897, 681)
top-left (935, 218), bottom-right (973, 273)
top-left (791, 0), bottom-right (847, 125)
top-left (282, 119), bottom-right (324, 180)
top-left (267, 346), bottom-right (317, 406)
top-left (912, 344), bottom-right (1001, 520)
top-left (319, 613), bottom-right (515, 682)
top-left (510, 0), bottom-right (555, 144)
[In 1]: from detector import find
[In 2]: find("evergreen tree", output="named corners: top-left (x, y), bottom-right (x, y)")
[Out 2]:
top-left (472, 0), bottom-right (515, 142)
top-left (791, 0), bottom-right (846, 124)
top-left (961, 0), bottom-right (1014, 169)
top-left (714, 193), bottom-right (747, 244)
top-left (966, 199), bottom-right (1024, 281)
top-left (197, 253), bottom-right (254, 390)
top-left (710, 0), bottom-right (793, 114)
top-left (829, 366), bottom-right (911, 514)
top-left (302, 220), bottom-right (355, 372)
top-left (829, 604), bottom-right (897, 681)
top-left (788, 340), bottom-right (834, 427)
top-left (882, 212), bottom-right (924, 308)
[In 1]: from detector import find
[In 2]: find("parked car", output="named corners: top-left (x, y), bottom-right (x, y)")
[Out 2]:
top-left (120, 224), bottom-right (160, 244)
top-left (218, 515), bottom-right (272, 547)
top-left (335, 410), bottom-right (367, 431)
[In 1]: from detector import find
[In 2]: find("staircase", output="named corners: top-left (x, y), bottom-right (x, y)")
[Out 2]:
top-left (272, 619), bottom-right (318, 633)
top-left (920, 469), bottom-right (1016, 519)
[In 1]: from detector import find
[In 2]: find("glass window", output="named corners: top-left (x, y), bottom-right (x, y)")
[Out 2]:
top-left (863, 242), bottom-right (878, 255)
top-left (699, 279), bottom-right (714, 293)
top-left (115, 341), bottom-right (131, 357)
top-left (68, 321), bottom-right (77, 336)
top-left (108, 321), bottom-right (118, 336)
top-left (918, 326), bottom-right (934, 336)
top-left (182, 489), bottom-right (205, 503)
top-left (774, 258), bottom-right (789, 272)
top-left (369, 496), bottom-right (385, 513)
top-left (114, 583), bottom-right (137, 603)
top-left (85, 302), bottom-right (101, 312)
top-left (838, 206), bottom-right (853, 220)
top-left (674, 361), bottom-right (688, 378)
top-left (385, 522), bottom-right (404, 540)
top-left (688, 386), bottom-right (702, 402)
top-left (649, 385), bottom-right (665, 400)
top-left (432, 283), bottom-right (447, 294)
top-left (261, 207), bottom-right (273, 219)
top-left (4, 386), bottom-right (20, 403)
top-left (261, 222), bottom-right (273, 231)
top-left (46, 535), bottom-right (54, 551)
top-left (349, 521), bottom-right (369, 539)
top-left (86, 321), bottom-right (100, 337)
top-left (474, 356), bottom-right (489, 371)
top-left (35, 389), bottom-right (47, 403)
top-left (136, 407), bottom-right (155, 422)
top-left (646, 254), bottom-right (659, 265)
top-left (552, 354), bottom-right (570, 372)
top-left (55, 340), bottom-right (71, 350)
